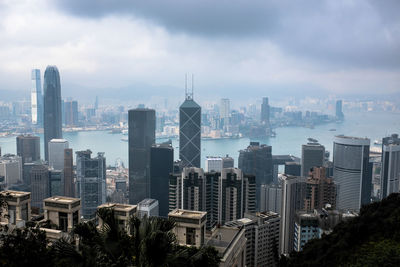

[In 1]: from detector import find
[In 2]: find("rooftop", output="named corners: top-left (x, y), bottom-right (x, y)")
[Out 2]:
top-left (49, 139), bottom-right (68, 143)
top-left (98, 203), bottom-right (137, 211)
top-left (206, 226), bottom-right (243, 255)
top-left (138, 198), bottom-right (158, 207)
top-left (0, 190), bottom-right (30, 197)
top-left (44, 196), bottom-right (80, 204)
top-left (169, 209), bottom-right (207, 219)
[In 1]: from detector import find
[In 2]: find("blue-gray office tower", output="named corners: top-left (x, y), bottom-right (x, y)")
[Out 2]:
top-left (336, 100), bottom-right (344, 121)
top-left (43, 66), bottom-right (62, 161)
top-left (333, 135), bottom-right (371, 212)
top-left (150, 141), bottom-right (173, 217)
top-left (239, 142), bottom-right (273, 210)
top-left (179, 91), bottom-right (201, 168)
top-left (129, 108), bottom-right (156, 205)
top-left (76, 150), bottom-right (106, 219)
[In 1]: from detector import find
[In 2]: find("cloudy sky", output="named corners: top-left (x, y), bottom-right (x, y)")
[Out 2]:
top-left (0, 0), bottom-right (399, 102)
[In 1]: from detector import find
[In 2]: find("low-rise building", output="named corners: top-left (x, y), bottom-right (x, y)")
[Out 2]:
top-left (97, 202), bottom-right (137, 231)
top-left (168, 209), bottom-right (207, 248)
top-left (0, 190), bottom-right (31, 227)
top-left (43, 196), bottom-right (81, 232)
top-left (137, 198), bottom-right (159, 218)
top-left (206, 225), bottom-right (247, 267)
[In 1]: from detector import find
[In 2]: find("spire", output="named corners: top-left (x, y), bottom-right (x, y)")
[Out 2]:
top-left (185, 73), bottom-right (194, 100)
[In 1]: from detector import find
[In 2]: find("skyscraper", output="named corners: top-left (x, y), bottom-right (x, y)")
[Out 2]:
top-left (150, 142), bottom-right (173, 217)
top-left (64, 148), bottom-right (74, 197)
top-left (179, 89), bottom-right (201, 168)
top-left (335, 100), bottom-right (344, 121)
top-left (219, 98), bottom-right (230, 129)
top-left (333, 135), bottom-right (371, 212)
top-left (30, 163), bottom-right (49, 210)
top-left (64, 100), bottom-right (79, 126)
top-left (76, 150), bottom-right (106, 219)
top-left (280, 175), bottom-right (306, 255)
top-left (48, 139), bottom-right (69, 170)
top-left (239, 142), bottom-right (273, 210)
top-left (304, 167), bottom-right (336, 211)
top-left (169, 167), bottom-right (256, 229)
top-left (128, 108), bottom-right (156, 205)
top-left (43, 66), bottom-right (62, 161)
top-left (380, 134), bottom-right (400, 199)
top-left (31, 69), bottom-right (43, 126)
top-left (16, 135), bottom-right (40, 165)
top-left (301, 142), bottom-right (325, 177)
top-left (261, 97), bottom-right (270, 127)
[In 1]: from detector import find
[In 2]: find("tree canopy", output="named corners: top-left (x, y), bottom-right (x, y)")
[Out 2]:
top-left (282, 193), bottom-right (400, 267)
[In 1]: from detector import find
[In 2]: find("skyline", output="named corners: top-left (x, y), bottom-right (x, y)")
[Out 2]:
top-left (0, 0), bottom-right (399, 103)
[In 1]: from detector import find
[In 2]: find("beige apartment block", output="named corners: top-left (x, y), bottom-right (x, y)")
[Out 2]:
top-left (43, 196), bottom-right (81, 232)
top-left (168, 209), bottom-right (207, 248)
top-left (97, 203), bottom-right (137, 231)
top-left (0, 190), bottom-right (31, 227)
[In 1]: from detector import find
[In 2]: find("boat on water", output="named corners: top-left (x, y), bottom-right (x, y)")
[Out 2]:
top-left (121, 137), bottom-right (128, 142)
top-left (307, 138), bottom-right (318, 143)
top-left (109, 129), bottom-right (122, 134)
top-left (329, 128), bottom-right (336, 131)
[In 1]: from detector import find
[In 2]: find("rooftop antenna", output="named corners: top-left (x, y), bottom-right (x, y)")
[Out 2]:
top-left (191, 73), bottom-right (194, 100)
top-left (185, 73), bottom-right (188, 99)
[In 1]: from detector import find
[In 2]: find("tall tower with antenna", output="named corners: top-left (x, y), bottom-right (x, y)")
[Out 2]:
top-left (179, 74), bottom-right (201, 168)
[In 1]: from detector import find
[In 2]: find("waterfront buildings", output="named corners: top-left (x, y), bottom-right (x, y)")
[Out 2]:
top-left (31, 69), bottom-right (43, 126)
top-left (16, 135), bottom-right (40, 165)
top-left (149, 142), bottom-right (173, 217)
top-left (333, 135), bottom-right (371, 212)
top-left (128, 108), bottom-right (155, 205)
top-left (179, 91), bottom-right (201, 168)
top-left (76, 150), bottom-right (106, 219)
top-left (43, 66), bottom-right (62, 161)
top-left (335, 100), bottom-right (344, 121)
top-left (380, 133), bottom-right (400, 198)
top-left (239, 142), bottom-right (273, 210)
top-left (261, 97), bottom-right (270, 128)
top-left (301, 142), bottom-right (325, 177)
top-left (225, 212), bottom-right (280, 267)
top-left (64, 100), bottom-right (79, 126)
top-left (220, 98), bottom-right (230, 130)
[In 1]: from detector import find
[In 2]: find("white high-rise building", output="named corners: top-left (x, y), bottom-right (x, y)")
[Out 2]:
top-left (31, 69), bottom-right (43, 125)
top-left (220, 98), bottom-right (230, 120)
top-left (381, 141), bottom-right (400, 198)
top-left (0, 154), bottom-right (23, 187)
top-left (333, 136), bottom-right (371, 212)
top-left (204, 156), bottom-right (234, 172)
top-left (48, 139), bottom-right (69, 170)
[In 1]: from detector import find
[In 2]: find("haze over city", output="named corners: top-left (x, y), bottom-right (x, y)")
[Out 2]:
top-left (1, 1), bottom-right (400, 267)
top-left (0, 0), bottom-right (399, 103)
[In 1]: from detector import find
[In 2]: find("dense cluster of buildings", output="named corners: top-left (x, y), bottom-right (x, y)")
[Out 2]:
top-left (1, 66), bottom-right (400, 266)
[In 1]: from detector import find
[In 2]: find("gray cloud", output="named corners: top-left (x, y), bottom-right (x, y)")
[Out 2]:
top-left (53, 0), bottom-right (400, 69)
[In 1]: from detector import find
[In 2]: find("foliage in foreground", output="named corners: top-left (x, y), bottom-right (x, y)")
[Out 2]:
top-left (281, 193), bottom-right (400, 267)
top-left (0, 207), bottom-right (221, 267)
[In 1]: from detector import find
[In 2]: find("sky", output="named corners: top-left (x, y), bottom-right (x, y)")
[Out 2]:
top-left (0, 0), bottom-right (399, 103)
